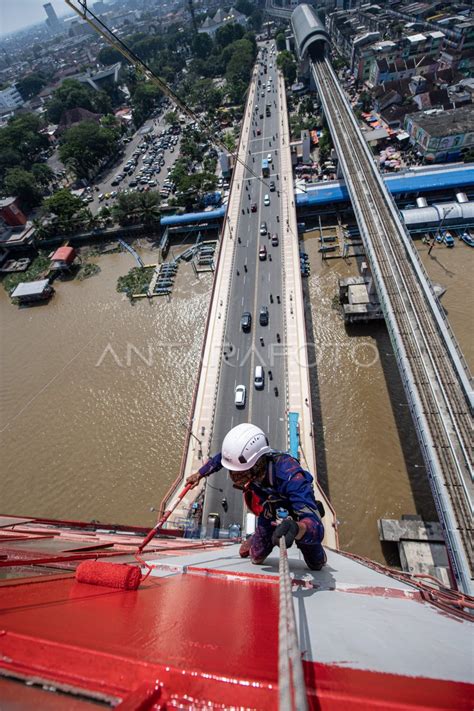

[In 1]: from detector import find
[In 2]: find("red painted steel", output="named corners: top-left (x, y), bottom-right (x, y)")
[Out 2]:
top-left (0, 569), bottom-right (472, 709)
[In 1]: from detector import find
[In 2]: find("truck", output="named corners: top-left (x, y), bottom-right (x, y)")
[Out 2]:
top-left (261, 158), bottom-right (269, 177)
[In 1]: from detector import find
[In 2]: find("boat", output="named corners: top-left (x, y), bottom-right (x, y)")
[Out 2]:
top-left (0, 513), bottom-right (471, 709)
top-left (460, 232), bottom-right (474, 247)
top-left (443, 232), bottom-right (455, 248)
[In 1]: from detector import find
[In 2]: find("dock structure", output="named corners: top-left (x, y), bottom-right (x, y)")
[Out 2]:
top-left (339, 276), bottom-right (383, 323)
top-left (379, 515), bottom-right (451, 587)
top-left (118, 238), bottom-right (144, 267)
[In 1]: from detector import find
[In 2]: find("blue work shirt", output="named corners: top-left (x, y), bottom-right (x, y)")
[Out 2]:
top-left (198, 451), bottom-right (324, 546)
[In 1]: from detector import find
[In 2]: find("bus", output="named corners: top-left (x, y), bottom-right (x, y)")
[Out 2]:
top-left (261, 158), bottom-right (269, 177)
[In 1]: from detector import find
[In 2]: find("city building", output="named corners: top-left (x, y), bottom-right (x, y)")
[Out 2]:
top-left (198, 7), bottom-right (247, 36)
top-left (44, 3), bottom-right (61, 33)
top-left (0, 198), bottom-right (27, 228)
top-left (0, 84), bottom-right (24, 110)
top-left (404, 104), bottom-right (474, 162)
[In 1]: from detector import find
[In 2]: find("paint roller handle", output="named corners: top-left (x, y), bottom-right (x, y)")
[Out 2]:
top-left (137, 483), bottom-right (193, 553)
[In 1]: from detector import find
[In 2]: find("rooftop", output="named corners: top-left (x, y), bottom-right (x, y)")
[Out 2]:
top-left (11, 279), bottom-right (50, 298)
top-left (407, 105), bottom-right (474, 136)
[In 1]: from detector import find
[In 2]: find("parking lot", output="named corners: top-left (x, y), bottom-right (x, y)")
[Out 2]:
top-left (81, 110), bottom-right (182, 213)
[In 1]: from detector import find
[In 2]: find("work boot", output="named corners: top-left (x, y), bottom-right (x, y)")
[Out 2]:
top-left (309, 551), bottom-right (327, 571)
top-left (239, 536), bottom-right (253, 558)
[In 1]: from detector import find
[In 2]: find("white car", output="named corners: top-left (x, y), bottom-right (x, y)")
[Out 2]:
top-left (267, 153), bottom-right (272, 163)
top-left (264, 194), bottom-right (270, 206)
top-left (234, 384), bottom-right (246, 408)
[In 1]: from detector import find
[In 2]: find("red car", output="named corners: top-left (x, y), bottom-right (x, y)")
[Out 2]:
top-left (251, 203), bottom-right (257, 213)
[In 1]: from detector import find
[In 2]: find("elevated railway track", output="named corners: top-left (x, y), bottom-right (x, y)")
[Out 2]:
top-left (311, 57), bottom-right (473, 594)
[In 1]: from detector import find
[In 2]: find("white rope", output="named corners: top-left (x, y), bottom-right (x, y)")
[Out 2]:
top-left (278, 538), bottom-right (308, 711)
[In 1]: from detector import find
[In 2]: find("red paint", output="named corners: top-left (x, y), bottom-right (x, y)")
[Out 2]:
top-left (0, 571), bottom-right (472, 709)
top-left (303, 662), bottom-right (474, 710)
top-left (0, 570), bottom-right (279, 707)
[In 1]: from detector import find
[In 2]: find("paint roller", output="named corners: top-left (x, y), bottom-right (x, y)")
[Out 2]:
top-left (75, 483), bottom-right (193, 590)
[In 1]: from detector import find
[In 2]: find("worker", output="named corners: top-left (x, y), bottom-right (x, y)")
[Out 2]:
top-left (185, 423), bottom-right (326, 570)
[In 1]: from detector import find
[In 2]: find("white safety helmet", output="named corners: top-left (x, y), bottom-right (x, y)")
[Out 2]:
top-left (221, 423), bottom-right (271, 472)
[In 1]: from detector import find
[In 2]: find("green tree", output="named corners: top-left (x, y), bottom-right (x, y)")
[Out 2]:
top-left (100, 114), bottom-right (122, 139)
top-left (59, 121), bottom-right (118, 179)
top-left (112, 191), bottom-right (142, 225)
top-left (42, 189), bottom-right (90, 234)
top-left (98, 46), bottom-right (123, 65)
top-left (164, 110), bottom-right (179, 125)
top-left (235, 0), bottom-right (253, 15)
top-left (215, 23), bottom-right (244, 49)
top-left (131, 82), bottom-right (162, 126)
top-left (16, 72), bottom-right (48, 100)
top-left (249, 9), bottom-right (262, 32)
top-left (277, 50), bottom-right (297, 84)
top-left (31, 163), bottom-right (54, 189)
top-left (140, 191), bottom-right (161, 224)
top-left (0, 114), bottom-right (48, 181)
top-left (225, 38), bottom-right (255, 103)
top-left (43, 189), bottom-right (84, 220)
top-left (318, 127), bottom-right (333, 163)
top-left (275, 32), bottom-right (286, 52)
top-left (4, 167), bottom-right (42, 208)
top-left (222, 130), bottom-right (236, 152)
top-left (359, 90), bottom-right (372, 112)
top-left (46, 80), bottom-right (112, 123)
top-left (192, 33), bottom-right (214, 60)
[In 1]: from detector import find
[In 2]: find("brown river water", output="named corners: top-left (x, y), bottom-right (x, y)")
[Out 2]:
top-left (0, 233), bottom-right (471, 563)
top-left (0, 246), bottom-right (212, 527)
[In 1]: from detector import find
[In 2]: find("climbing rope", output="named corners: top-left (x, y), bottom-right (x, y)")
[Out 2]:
top-left (278, 539), bottom-right (308, 711)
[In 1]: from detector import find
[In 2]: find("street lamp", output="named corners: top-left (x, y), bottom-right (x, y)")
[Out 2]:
top-left (181, 422), bottom-right (202, 450)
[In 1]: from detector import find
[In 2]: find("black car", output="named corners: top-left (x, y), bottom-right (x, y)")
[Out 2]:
top-left (241, 311), bottom-right (252, 332)
top-left (269, 181), bottom-right (275, 192)
top-left (259, 306), bottom-right (269, 326)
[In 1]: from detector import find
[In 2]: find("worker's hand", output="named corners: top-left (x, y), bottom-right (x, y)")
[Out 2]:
top-left (185, 471), bottom-right (201, 489)
top-left (272, 518), bottom-right (299, 548)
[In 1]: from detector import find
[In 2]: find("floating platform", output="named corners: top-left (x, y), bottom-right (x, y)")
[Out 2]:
top-left (339, 276), bottom-right (383, 323)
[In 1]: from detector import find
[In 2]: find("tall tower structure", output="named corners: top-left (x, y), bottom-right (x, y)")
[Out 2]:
top-left (43, 3), bottom-right (61, 32)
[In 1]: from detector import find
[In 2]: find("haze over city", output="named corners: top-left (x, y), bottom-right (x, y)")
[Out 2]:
top-left (0, 0), bottom-right (70, 36)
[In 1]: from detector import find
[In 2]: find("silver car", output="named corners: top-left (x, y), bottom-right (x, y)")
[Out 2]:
top-left (234, 384), bottom-right (246, 408)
